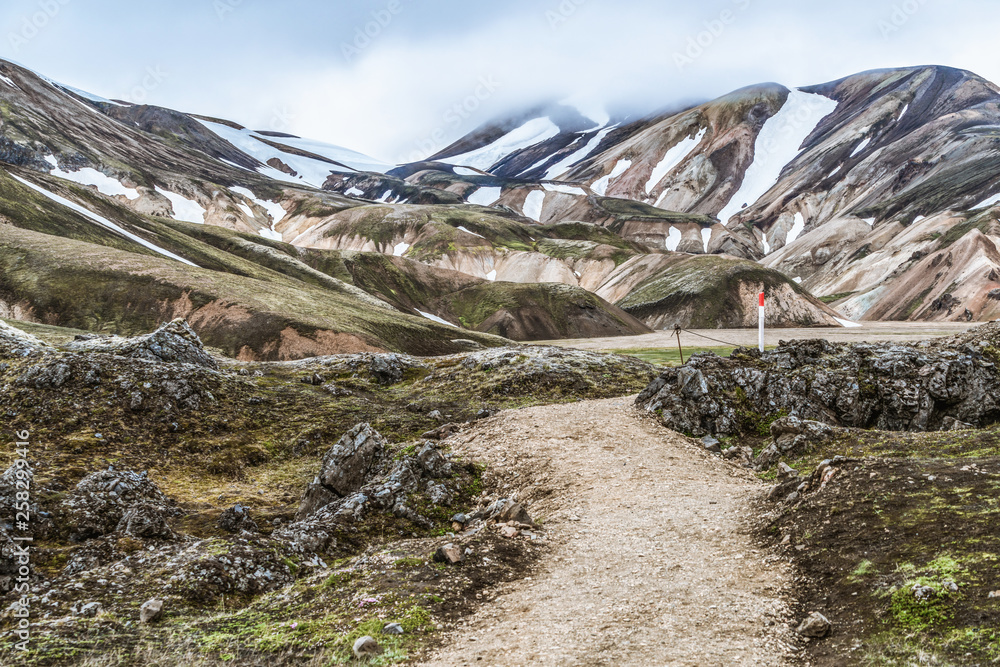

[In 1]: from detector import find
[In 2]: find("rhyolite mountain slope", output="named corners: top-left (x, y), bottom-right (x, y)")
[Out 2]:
top-left (13, 59), bottom-right (1000, 342)
top-left (0, 57), bottom-right (844, 347)
top-left (381, 65), bottom-right (1000, 323)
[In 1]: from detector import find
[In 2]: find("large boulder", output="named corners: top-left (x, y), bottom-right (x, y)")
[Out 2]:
top-left (61, 469), bottom-right (173, 540)
top-left (754, 416), bottom-right (841, 468)
top-left (115, 502), bottom-right (177, 540)
top-left (280, 426), bottom-right (474, 554)
top-left (637, 338), bottom-right (1000, 437)
top-left (218, 504), bottom-right (259, 534)
top-left (295, 423), bottom-right (388, 520)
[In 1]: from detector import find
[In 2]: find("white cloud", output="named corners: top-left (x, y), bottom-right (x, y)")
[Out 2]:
top-left (1, 0), bottom-right (998, 161)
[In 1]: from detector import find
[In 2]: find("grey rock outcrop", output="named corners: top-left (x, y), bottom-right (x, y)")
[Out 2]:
top-left (353, 635), bottom-right (382, 659)
top-left (68, 319), bottom-right (217, 369)
top-left (278, 424), bottom-right (474, 554)
top-left (295, 423), bottom-right (389, 520)
top-left (219, 504), bottom-right (259, 534)
top-left (61, 470), bottom-right (173, 540)
top-left (0, 461), bottom-right (52, 537)
top-left (0, 320), bottom-right (50, 358)
top-left (754, 416), bottom-right (841, 468)
top-left (116, 502), bottom-right (177, 540)
top-left (637, 338), bottom-right (1000, 437)
top-left (434, 543), bottom-right (464, 565)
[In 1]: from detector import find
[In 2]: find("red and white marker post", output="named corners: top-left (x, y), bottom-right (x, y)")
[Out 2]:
top-left (758, 292), bottom-right (765, 353)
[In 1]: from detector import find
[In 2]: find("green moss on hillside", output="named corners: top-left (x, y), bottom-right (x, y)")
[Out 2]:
top-left (595, 197), bottom-right (717, 225)
top-left (614, 255), bottom-right (809, 328)
top-left (442, 281), bottom-right (650, 340)
top-left (0, 226), bottom-right (505, 358)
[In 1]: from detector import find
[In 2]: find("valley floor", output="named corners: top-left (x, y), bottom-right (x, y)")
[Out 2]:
top-left (419, 398), bottom-right (799, 666)
top-left (543, 321), bottom-right (976, 353)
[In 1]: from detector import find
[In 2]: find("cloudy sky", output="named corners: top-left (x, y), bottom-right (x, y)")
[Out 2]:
top-left (1, 0), bottom-right (996, 163)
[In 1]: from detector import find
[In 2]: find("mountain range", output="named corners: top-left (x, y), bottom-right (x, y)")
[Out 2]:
top-left (2, 59), bottom-right (998, 359)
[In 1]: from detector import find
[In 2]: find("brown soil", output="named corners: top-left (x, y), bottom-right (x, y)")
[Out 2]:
top-left (419, 398), bottom-right (803, 666)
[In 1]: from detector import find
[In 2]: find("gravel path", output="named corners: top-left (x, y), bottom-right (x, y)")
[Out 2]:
top-left (419, 397), bottom-right (800, 666)
top-left (542, 321), bottom-right (975, 352)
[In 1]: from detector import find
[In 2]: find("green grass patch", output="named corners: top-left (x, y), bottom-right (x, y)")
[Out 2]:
top-left (608, 346), bottom-right (739, 366)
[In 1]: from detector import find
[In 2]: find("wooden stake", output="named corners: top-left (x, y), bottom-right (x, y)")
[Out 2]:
top-left (674, 325), bottom-right (685, 365)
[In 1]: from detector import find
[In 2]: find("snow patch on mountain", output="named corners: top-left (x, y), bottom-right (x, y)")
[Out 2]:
top-left (46, 159), bottom-right (141, 201)
top-left (591, 159), bottom-right (632, 196)
top-left (972, 192), bottom-right (1000, 209)
top-left (486, 270), bottom-right (497, 281)
top-left (12, 173), bottom-right (196, 266)
top-left (267, 135), bottom-right (392, 174)
top-left (0, 74), bottom-right (18, 89)
top-left (345, 187), bottom-right (365, 197)
top-left (543, 126), bottom-right (615, 180)
top-left (57, 82), bottom-right (123, 107)
top-left (393, 242), bottom-right (410, 257)
top-left (230, 186), bottom-right (287, 235)
top-left (155, 187), bottom-right (206, 224)
top-left (221, 159), bottom-right (252, 172)
top-left (787, 212), bottom-right (806, 244)
top-left (457, 226), bottom-right (485, 239)
top-left (645, 127), bottom-right (707, 195)
top-left (441, 117), bottom-right (561, 171)
top-left (199, 120), bottom-right (388, 187)
top-left (850, 136), bottom-right (872, 157)
top-left (543, 183), bottom-right (587, 196)
top-left (716, 90), bottom-right (838, 223)
top-left (523, 190), bottom-right (545, 221)
top-left (701, 227), bottom-right (712, 253)
top-left (467, 186), bottom-right (501, 206)
top-left (416, 310), bottom-right (458, 327)
top-left (453, 166), bottom-right (480, 176)
top-left (665, 226), bottom-right (682, 251)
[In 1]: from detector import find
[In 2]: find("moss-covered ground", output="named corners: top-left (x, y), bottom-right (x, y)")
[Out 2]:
top-left (0, 332), bottom-right (656, 665)
top-left (754, 426), bottom-right (1000, 665)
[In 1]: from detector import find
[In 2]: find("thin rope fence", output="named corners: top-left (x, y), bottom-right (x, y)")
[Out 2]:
top-left (676, 327), bottom-right (745, 348)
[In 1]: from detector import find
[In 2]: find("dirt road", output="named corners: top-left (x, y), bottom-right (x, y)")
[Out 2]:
top-left (542, 321), bottom-right (975, 352)
top-left (419, 398), bottom-right (801, 666)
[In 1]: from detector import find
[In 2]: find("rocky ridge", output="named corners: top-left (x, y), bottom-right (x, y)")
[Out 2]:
top-left (636, 336), bottom-right (1000, 438)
